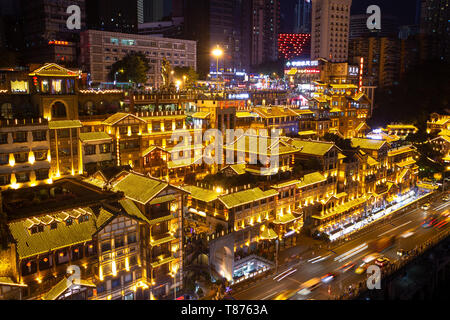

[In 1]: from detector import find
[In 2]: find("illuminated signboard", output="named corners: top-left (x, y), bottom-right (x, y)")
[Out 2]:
top-left (286, 60), bottom-right (319, 68)
top-left (228, 93), bottom-right (250, 99)
top-left (298, 69), bottom-right (320, 74)
top-left (348, 66), bottom-right (359, 76)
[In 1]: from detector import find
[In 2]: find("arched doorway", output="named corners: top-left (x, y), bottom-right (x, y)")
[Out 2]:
top-left (51, 101), bottom-right (67, 119)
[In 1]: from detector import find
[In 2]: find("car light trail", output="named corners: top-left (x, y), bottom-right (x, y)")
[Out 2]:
top-left (273, 267), bottom-right (294, 281)
top-left (334, 243), bottom-right (368, 263)
top-left (311, 254), bottom-right (331, 264)
top-left (377, 220), bottom-right (412, 237)
top-left (276, 268), bottom-right (298, 282)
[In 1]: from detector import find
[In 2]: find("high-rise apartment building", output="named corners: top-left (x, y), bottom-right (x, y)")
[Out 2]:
top-left (420, 0), bottom-right (450, 61)
top-left (184, 0), bottom-right (249, 77)
top-left (311, 0), bottom-right (352, 62)
top-left (349, 37), bottom-right (400, 88)
top-left (251, 0), bottom-right (280, 66)
top-left (349, 14), bottom-right (400, 39)
top-left (294, 0), bottom-right (312, 33)
top-left (86, 0), bottom-right (139, 34)
top-left (20, 0), bottom-right (86, 64)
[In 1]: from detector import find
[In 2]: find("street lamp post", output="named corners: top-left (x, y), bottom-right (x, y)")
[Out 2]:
top-left (211, 46), bottom-right (223, 82)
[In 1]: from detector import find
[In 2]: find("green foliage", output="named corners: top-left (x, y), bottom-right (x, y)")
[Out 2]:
top-left (173, 66), bottom-right (199, 88)
top-left (108, 52), bottom-right (150, 85)
top-left (323, 133), bottom-right (354, 150)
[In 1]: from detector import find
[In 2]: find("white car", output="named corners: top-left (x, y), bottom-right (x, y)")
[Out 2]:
top-left (421, 203), bottom-right (431, 210)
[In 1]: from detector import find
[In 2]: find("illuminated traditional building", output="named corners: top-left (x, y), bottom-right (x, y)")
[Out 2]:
top-left (385, 124), bottom-right (418, 139)
top-left (0, 118), bottom-right (51, 190)
top-left (308, 82), bottom-right (371, 138)
top-left (427, 113), bottom-right (450, 134)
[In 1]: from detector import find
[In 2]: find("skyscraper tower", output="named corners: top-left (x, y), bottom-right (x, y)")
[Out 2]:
top-left (311, 0), bottom-right (352, 62)
top-left (420, 0), bottom-right (450, 61)
top-left (294, 0), bottom-right (312, 33)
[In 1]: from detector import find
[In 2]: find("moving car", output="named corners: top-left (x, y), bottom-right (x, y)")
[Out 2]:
top-left (355, 263), bottom-right (369, 275)
top-left (320, 273), bottom-right (337, 284)
top-left (297, 277), bottom-right (321, 296)
top-left (363, 253), bottom-right (382, 263)
top-left (442, 195), bottom-right (450, 202)
top-left (397, 249), bottom-right (407, 257)
top-left (374, 256), bottom-right (390, 268)
top-left (422, 215), bottom-right (439, 228)
top-left (273, 289), bottom-right (298, 300)
top-left (421, 203), bottom-right (431, 210)
top-left (339, 261), bottom-right (355, 273)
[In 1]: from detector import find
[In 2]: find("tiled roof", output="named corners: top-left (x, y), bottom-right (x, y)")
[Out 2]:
top-left (225, 135), bottom-right (300, 156)
top-left (119, 199), bottom-right (150, 224)
top-left (219, 187), bottom-right (278, 209)
top-left (351, 138), bottom-right (388, 150)
top-left (297, 172), bottom-right (327, 188)
top-left (271, 179), bottom-right (301, 189)
top-left (102, 113), bottom-right (145, 125)
top-left (183, 185), bottom-right (219, 203)
top-left (252, 106), bottom-right (298, 118)
top-left (221, 164), bottom-right (246, 175)
top-left (273, 213), bottom-right (298, 224)
top-left (48, 120), bottom-right (82, 129)
top-left (191, 112), bottom-right (210, 119)
top-left (286, 138), bottom-right (335, 156)
top-left (112, 172), bottom-right (168, 204)
top-left (79, 131), bottom-right (111, 142)
top-left (42, 277), bottom-right (96, 300)
top-left (8, 208), bottom-right (114, 259)
top-left (260, 228), bottom-right (278, 240)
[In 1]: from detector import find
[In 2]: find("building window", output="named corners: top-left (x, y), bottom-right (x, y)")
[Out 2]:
top-left (101, 241), bottom-right (111, 253)
top-left (0, 133), bottom-right (7, 144)
top-left (0, 154), bottom-right (8, 165)
top-left (99, 143), bottom-right (110, 154)
top-left (35, 169), bottom-right (49, 181)
top-left (13, 131), bottom-right (27, 143)
top-left (16, 171), bottom-right (29, 182)
top-left (127, 232), bottom-right (137, 244)
top-left (0, 174), bottom-right (10, 185)
top-left (111, 277), bottom-right (121, 289)
top-left (114, 235), bottom-right (124, 248)
top-left (84, 145), bottom-right (96, 155)
top-left (34, 150), bottom-right (48, 161)
top-left (51, 80), bottom-right (62, 94)
top-left (124, 273), bottom-right (133, 284)
top-left (41, 80), bottom-right (49, 93)
top-left (32, 130), bottom-right (47, 141)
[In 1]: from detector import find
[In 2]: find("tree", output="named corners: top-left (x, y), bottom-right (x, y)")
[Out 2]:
top-left (173, 66), bottom-right (199, 89)
top-left (108, 52), bottom-right (150, 85)
top-left (323, 133), bottom-right (354, 150)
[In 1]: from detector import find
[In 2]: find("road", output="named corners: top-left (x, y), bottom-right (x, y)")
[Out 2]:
top-left (232, 193), bottom-right (450, 300)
